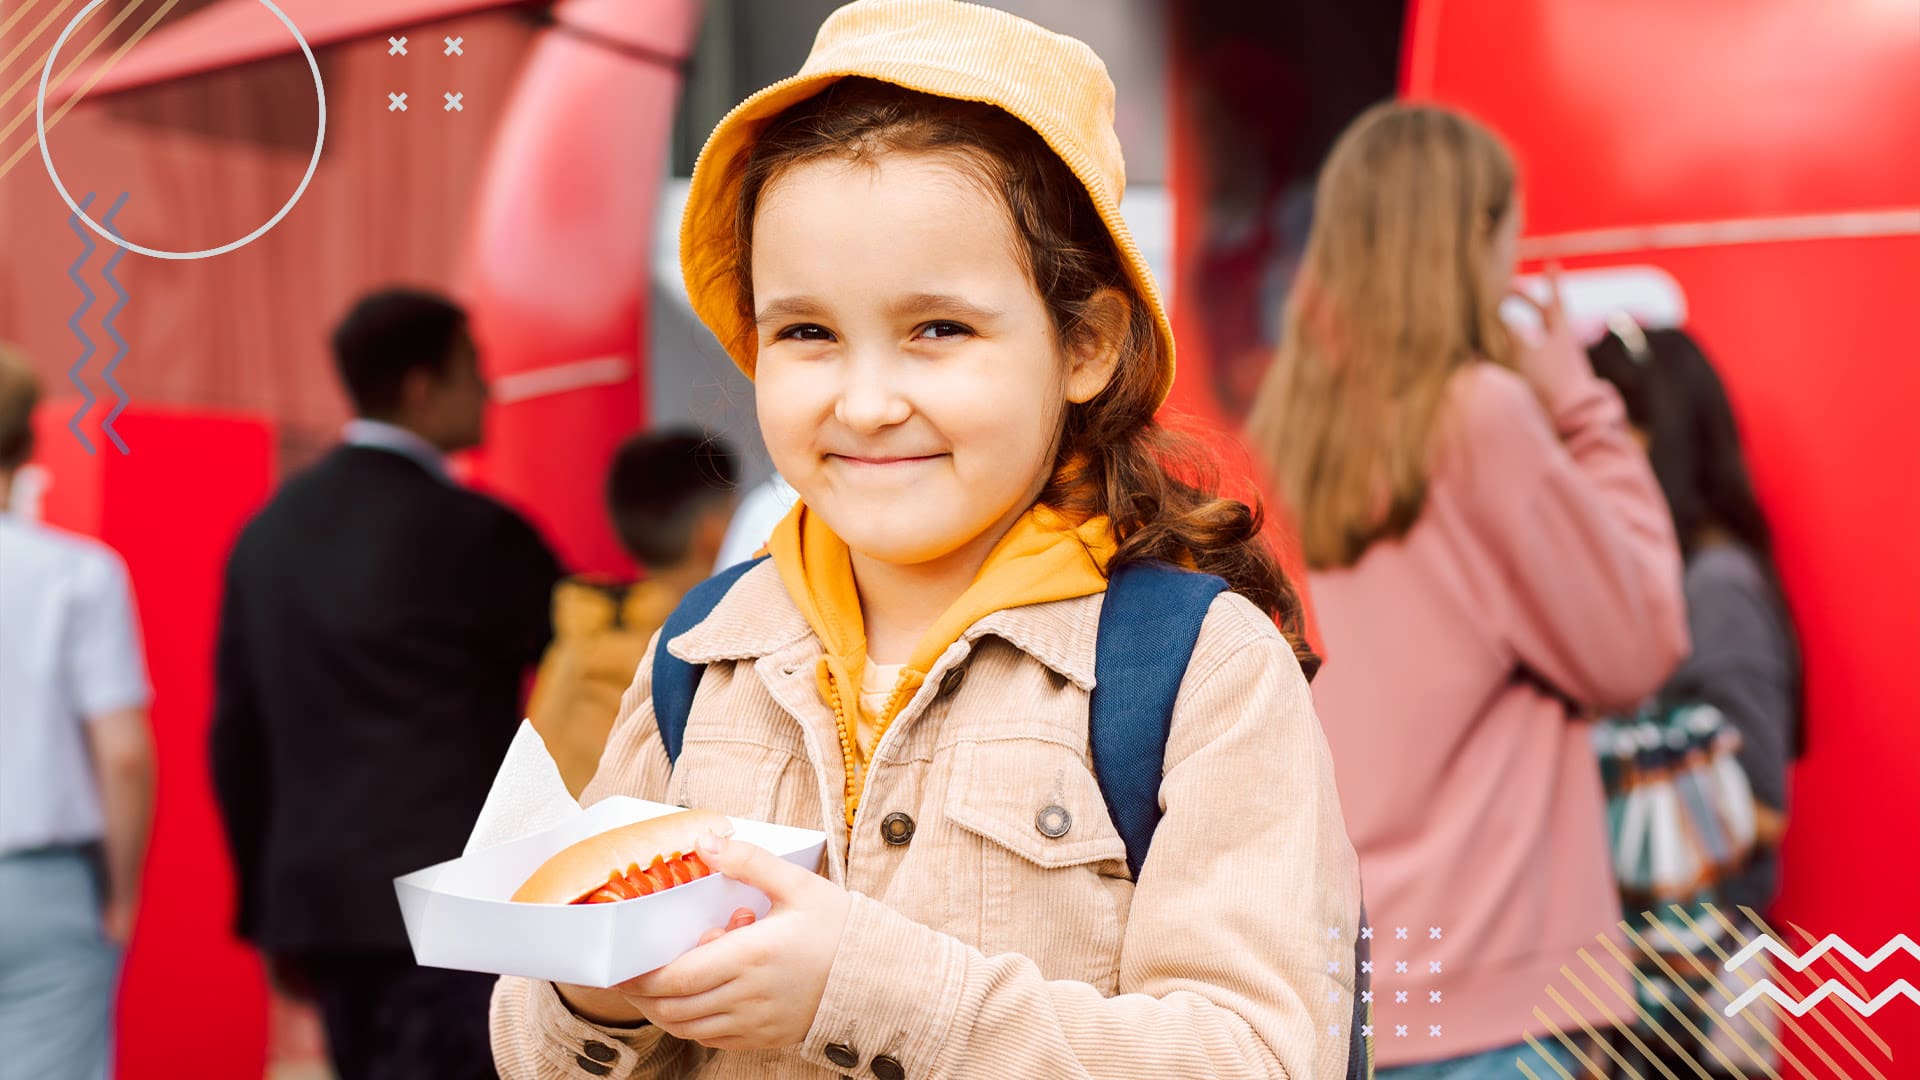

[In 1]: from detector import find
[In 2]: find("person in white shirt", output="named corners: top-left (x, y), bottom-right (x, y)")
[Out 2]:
top-left (0, 344), bottom-right (155, 1080)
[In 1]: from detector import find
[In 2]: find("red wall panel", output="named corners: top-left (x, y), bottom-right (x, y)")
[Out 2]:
top-left (1408, 1), bottom-right (1920, 1073)
top-left (459, 0), bottom-right (702, 577)
top-left (1404, 0), bottom-right (1920, 233)
top-left (32, 403), bottom-right (276, 1080)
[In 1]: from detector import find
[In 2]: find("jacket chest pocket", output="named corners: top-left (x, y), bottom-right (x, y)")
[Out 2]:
top-left (672, 737), bottom-right (815, 826)
top-left (937, 738), bottom-right (1131, 990)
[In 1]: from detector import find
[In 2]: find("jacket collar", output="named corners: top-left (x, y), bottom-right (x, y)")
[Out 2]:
top-left (668, 559), bottom-right (1100, 691)
top-left (341, 418), bottom-right (450, 482)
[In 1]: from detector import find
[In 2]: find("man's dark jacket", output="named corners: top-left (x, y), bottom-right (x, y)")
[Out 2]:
top-left (211, 445), bottom-right (561, 951)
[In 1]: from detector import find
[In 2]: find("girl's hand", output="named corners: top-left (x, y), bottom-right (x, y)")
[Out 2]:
top-left (1508, 262), bottom-right (1585, 403)
top-left (555, 907), bottom-right (759, 1027)
top-left (621, 832), bottom-right (850, 1051)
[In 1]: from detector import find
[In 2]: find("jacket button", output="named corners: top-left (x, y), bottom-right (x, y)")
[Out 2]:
top-left (573, 1055), bottom-right (613, 1077)
top-left (1035, 804), bottom-right (1072, 837)
top-left (580, 1040), bottom-right (617, 1063)
top-left (825, 1042), bottom-right (860, 1068)
top-left (872, 1053), bottom-right (907, 1080)
top-left (937, 666), bottom-right (966, 697)
top-left (880, 812), bottom-right (915, 846)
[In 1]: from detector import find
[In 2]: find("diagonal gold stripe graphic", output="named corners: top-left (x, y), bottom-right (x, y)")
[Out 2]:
top-left (0, 0), bottom-right (49, 45)
top-left (1570, 952), bottom-right (1687, 1080)
top-left (1544, 987), bottom-right (1646, 1080)
top-left (1528, 1018), bottom-right (1613, 1079)
top-left (1596, 935), bottom-right (1722, 1079)
top-left (0, 0), bottom-right (181, 183)
top-left (1566, 953), bottom-right (1674, 1076)
top-left (1781, 915), bottom-right (1894, 1058)
top-left (1619, 919), bottom-right (1753, 1077)
top-left (1712, 908), bottom-right (1881, 1080)
top-left (1517, 1062), bottom-right (1546, 1080)
top-left (1704, 899), bottom-right (1866, 1076)
top-left (1731, 908), bottom-right (1891, 1079)
top-left (1635, 907), bottom-right (1781, 1076)
top-left (0, 0), bottom-right (84, 86)
top-left (1539, 994), bottom-right (1614, 1078)
top-left (1522, 1031), bottom-right (1578, 1079)
top-left (1666, 905), bottom-right (1817, 1079)
top-left (0, 0), bottom-right (110, 131)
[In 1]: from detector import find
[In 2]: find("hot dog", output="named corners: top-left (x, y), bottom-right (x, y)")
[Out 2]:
top-left (511, 808), bottom-right (730, 905)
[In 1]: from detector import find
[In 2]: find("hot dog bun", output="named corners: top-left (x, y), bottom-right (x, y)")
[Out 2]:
top-left (511, 808), bottom-right (732, 904)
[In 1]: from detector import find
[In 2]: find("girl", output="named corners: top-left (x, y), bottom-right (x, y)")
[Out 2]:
top-left (1588, 324), bottom-right (1804, 1076)
top-left (1247, 104), bottom-right (1689, 1078)
top-left (1589, 324), bottom-right (1802, 912)
top-left (492, 2), bottom-right (1361, 1078)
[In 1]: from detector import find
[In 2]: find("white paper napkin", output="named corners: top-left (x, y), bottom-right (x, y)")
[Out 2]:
top-left (463, 721), bottom-right (581, 857)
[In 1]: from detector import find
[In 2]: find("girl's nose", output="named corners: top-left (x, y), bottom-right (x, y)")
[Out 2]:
top-left (833, 355), bottom-right (912, 432)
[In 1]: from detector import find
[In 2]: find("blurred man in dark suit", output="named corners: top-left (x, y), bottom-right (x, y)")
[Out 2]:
top-left (211, 288), bottom-right (561, 1079)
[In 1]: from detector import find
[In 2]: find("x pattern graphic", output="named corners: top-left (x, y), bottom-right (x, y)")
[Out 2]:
top-left (1336, 921), bottom-right (1449, 1051)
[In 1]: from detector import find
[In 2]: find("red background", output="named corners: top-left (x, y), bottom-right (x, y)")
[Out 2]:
top-left (33, 404), bottom-right (276, 1079)
top-left (1406, 0), bottom-right (1920, 1074)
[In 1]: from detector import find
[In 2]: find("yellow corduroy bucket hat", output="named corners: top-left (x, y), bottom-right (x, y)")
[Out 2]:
top-left (679, 0), bottom-right (1176, 407)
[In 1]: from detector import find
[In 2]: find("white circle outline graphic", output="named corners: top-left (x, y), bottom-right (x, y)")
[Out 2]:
top-left (37, 0), bottom-right (327, 261)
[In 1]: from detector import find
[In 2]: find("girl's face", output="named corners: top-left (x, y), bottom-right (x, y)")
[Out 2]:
top-left (1484, 188), bottom-right (1523, 299)
top-left (750, 153), bottom-right (1114, 567)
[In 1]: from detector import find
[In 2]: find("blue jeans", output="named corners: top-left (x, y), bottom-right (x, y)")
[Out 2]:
top-left (0, 846), bottom-right (120, 1080)
top-left (1378, 1036), bottom-right (1581, 1079)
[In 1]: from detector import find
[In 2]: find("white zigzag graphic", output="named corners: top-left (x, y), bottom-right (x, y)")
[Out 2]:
top-left (1723, 979), bottom-right (1920, 1018)
top-left (1724, 932), bottom-right (1918, 973)
top-left (1721, 933), bottom-right (1920, 1018)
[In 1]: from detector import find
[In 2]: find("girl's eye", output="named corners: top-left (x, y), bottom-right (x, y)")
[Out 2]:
top-left (917, 321), bottom-right (973, 341)
top-left (776, 324), bottom-right (835, 343)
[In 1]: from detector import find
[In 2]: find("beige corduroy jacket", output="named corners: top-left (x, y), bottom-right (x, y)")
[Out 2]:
top-left (491, 560), bottom-right (1362, 1079)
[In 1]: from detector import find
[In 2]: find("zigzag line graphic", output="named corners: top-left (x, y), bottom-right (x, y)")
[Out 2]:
top-left (65, 192), bottom-right (98, 455)
top-left (1725, 933), bottom-right (1919, 973)
top-left (1724, 979), bottom-right (1920, 1019)
top-left (98, 193), bottom-right (131, 455)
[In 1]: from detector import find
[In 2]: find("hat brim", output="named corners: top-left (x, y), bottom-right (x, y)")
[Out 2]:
top-left (678, 68), bottom-right (1176, 409)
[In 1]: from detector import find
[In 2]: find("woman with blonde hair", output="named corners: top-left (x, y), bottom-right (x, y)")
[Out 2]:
top-left (1249, 102), bottom-right (1690, 1077)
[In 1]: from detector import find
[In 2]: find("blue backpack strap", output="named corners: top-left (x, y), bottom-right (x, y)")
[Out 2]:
top-left (1087, 559), bottom-right (1228, 881)
top-left (650, 556), bottom-right (769, 765)
top-left (1090, 560), bottom-right (1372, 1078)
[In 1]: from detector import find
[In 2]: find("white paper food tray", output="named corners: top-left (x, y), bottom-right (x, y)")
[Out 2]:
top-left (394, 722), bottom-right (827, 988)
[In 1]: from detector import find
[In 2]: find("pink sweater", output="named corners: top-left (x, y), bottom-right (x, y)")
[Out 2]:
top-left (1308, 359), bottom-right (1688, 1067)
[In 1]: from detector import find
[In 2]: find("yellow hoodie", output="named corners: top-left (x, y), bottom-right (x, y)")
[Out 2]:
top-left (527, 577), bottom-right (681, 797)
top-left (766, 501), bottom-right (1117, 826)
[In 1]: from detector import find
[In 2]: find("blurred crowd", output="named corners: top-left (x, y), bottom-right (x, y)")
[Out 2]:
top-left (0, 97), bottom-right (1797, 1080)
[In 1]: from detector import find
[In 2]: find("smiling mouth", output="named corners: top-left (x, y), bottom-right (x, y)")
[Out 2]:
top-left (829, 454), bottom-right (944, 466)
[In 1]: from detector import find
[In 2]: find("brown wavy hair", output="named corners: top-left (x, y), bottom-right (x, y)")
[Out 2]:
top-left (0, 343), bottom-right (40, 471)
top-left (1247, 103), bottom-right (1518, 570)
top-left (729, 78), bottom-right (1317, 677)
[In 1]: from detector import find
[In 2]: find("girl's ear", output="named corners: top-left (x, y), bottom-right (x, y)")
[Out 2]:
top-left (1064, 287), bottom-right (1129, 404)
